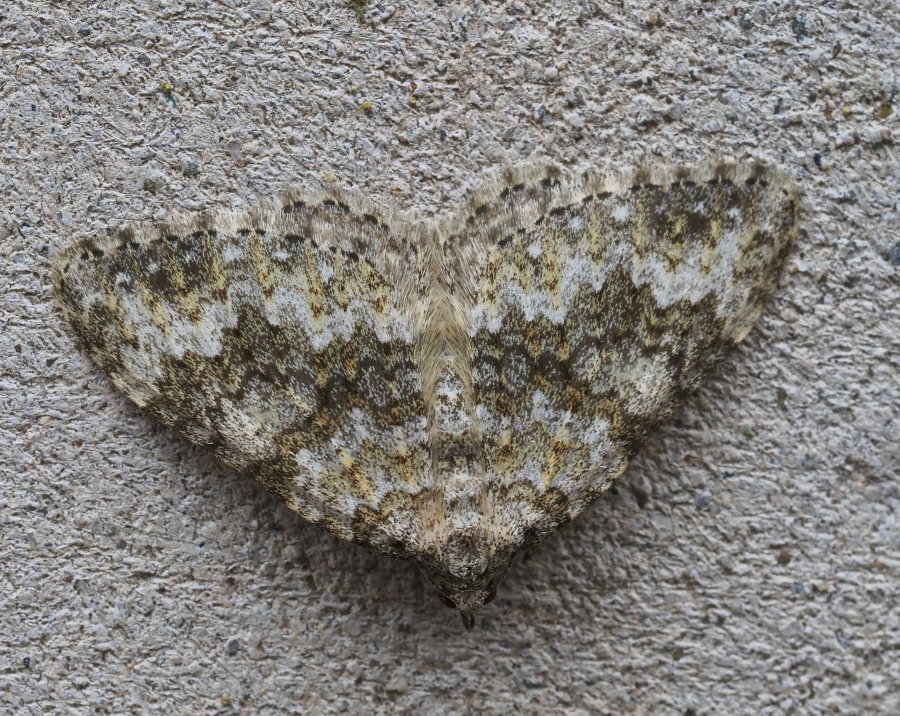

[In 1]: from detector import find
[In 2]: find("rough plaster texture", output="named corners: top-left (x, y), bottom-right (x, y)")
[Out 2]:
top-left (1, 1), bottom-right (897, 713)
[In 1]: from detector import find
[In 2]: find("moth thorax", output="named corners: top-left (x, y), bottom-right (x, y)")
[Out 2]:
top-left (432, 365), bottom-right (474, 435)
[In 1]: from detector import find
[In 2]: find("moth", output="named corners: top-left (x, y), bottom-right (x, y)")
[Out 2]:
top-left (54, 160), bottom-right (799, 628)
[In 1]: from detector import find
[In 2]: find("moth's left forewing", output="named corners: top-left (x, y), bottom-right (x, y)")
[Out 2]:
top-left (452, 160), bottom-right (799, 539)
top-left (53, 188), bottom-right (433, 556)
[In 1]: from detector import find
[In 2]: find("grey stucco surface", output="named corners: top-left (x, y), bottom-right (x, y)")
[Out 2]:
top-left (1, 1), bottom-right (897, 713)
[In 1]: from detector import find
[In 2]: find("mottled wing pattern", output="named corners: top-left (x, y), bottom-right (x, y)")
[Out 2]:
top-left (54, 161), bottom-right (799, 618)
top-left (53, 189), bottom-right (429, 554)
top-left (452, 160), bottom-right (799, 546)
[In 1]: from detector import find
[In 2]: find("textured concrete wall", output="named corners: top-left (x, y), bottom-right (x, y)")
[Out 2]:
top-left (1, 1), bottom-right (897, 713)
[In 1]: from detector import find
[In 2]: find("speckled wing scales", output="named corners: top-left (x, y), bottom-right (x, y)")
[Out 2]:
top-left (54, 160), bottom-right (799, 622)
top-left (450, 160), bottom-right (799, 547)
top-left (53, 188), bottom-right (431, 555)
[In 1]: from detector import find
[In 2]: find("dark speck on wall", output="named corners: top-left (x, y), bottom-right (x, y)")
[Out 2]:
top-left (889, 242), bottom-right (900, 266)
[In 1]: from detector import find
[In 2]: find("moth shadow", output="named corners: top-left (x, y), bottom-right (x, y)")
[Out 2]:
top-left (174, 435), bottom-right (439, 610)
top-left (487, 403), bottom-right (723, 637)
top-left (170, 388), bottom-right (725, 641)
top-left (181, 427), bottom-right (674, 624)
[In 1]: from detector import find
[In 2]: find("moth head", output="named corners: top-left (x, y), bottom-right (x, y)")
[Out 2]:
top-left (417, 527), bottom-right (512, 629)
top-left (438, 586), bottom-right (497, 630)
